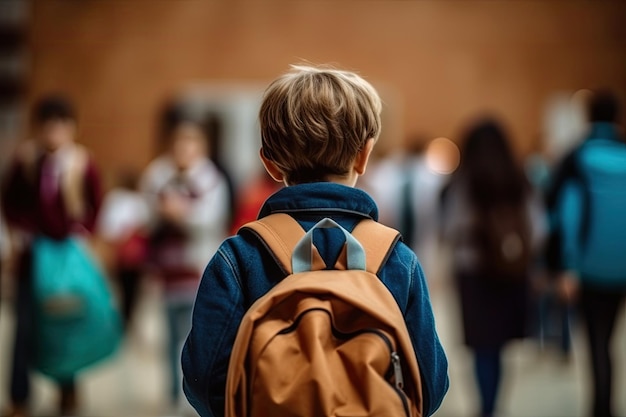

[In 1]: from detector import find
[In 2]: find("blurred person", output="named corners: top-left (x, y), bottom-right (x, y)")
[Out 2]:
top-left (537, 94), bottom-right (593, 361)
top-left (396, 138), bottom-right (436, 252)
top-left (359, 138), bottom-right (450, 281)
top-left (524, 149), bottom-right (574, 359)
top-left (1, 94), bottom-right (106, 417)
top-left (96, 168), bottom-right (150, 330)
top-left (440, 119), bottom-right (545, 417)
top-left (140, 109), bottom-right (230, 411)
top-left (401, 138), bottom-right (453, 282)
top-left (358, 141), bottom-right (422, 247)
top-left (551, 91), bottom-right (626, 417)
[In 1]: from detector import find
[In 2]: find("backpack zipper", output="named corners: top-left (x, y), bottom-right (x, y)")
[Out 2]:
top-left (391, 352), bottom-right (405, 390)
top-left (372, 331), bottom-right (409, 417)
top-left (277, 308), bottom-right (410, 416)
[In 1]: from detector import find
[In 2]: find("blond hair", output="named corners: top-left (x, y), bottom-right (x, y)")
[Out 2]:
top-left (260, 65), bottom-right (382, 184)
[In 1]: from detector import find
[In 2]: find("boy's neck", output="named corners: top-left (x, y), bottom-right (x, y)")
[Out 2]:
top-left (287, 173), bottom-right (358, 188)
top-left (326, 173), bottom-right (358, 187)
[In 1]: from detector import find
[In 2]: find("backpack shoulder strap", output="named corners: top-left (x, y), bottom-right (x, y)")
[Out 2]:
top-left (240, 214), bottom-right (401, 275)
top-left (239, 213), bottom-right (305, 275)
top-left (350, 219), bottom-right (401, 275)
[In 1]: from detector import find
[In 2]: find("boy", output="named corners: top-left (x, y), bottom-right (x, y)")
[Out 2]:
top-left (182, 65), bottom-right (449, 417)
top-left (2, 95), bottom-right (103, 416)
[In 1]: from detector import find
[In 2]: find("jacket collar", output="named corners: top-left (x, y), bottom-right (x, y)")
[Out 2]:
top-left (258, 182), bottom-right (379, 221)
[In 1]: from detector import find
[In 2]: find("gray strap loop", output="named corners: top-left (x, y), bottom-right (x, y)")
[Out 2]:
top-left (292, 218), bottom-right (366, 273)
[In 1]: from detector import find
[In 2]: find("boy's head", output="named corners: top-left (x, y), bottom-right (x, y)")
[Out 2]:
top-left (259, 65), bottom-right (382, 185)
top-left (32, 94), bottom-right (77, 152)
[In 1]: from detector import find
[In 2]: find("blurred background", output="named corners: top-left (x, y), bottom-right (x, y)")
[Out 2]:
top-left (0, 1), bottom-right (625, 416)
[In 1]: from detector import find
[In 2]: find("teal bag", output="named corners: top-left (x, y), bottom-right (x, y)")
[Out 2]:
top-left (32, 236), bottom-right (122, 382)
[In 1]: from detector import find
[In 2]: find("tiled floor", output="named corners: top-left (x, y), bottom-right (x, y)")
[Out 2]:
top-left (431, 273), bottom-right (625, 417)
top-left (1, 271), bottom-right (625, 417)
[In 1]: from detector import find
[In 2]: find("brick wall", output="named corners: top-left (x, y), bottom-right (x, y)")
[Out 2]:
top-left (26, 0), bottom-right (626, 182)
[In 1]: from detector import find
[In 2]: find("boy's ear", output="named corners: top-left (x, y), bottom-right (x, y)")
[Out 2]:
top-left (259, 148), bottom-right (285, 183)
top-left (353, 138), bottom-right (375, 176)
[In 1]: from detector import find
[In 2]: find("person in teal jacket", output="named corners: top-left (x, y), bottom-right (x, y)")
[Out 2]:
top-left (182, 65), bottom-right (449, 417)
top-left (555, 90), bottom-right (626, 417)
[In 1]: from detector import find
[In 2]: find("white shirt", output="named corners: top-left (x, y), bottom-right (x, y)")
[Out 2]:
top-left (140, 156), bottom-right (230, 274)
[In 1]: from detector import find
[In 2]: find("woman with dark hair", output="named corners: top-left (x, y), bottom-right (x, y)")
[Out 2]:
top-left (440, 118), bottom-right (545, 417)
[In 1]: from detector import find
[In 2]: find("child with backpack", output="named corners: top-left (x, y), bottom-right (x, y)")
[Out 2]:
top-left (1, 95), bottom-right (120, 417)
top-left (182, 65), bottom-right (449, 417)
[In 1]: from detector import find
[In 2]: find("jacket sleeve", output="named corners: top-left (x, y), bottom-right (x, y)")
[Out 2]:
top-left (181, 241), bottom-right (246, 417)
top-left (405, 256), bottom-right (449, 416)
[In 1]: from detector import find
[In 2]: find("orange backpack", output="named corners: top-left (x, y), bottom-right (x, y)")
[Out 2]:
top-left (226, 214), bottom-right (423, 417)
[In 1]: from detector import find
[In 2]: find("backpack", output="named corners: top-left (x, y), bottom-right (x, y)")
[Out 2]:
top-left (32, 236), bottom-right (122, 381)
top-left (226, 214), bottom-right (423, 417)
top-left (476, 203), bottom-right (532, 279)
top-left (574, 138), bottom-right (626, 286)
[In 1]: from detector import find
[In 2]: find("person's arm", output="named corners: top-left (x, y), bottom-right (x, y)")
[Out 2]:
top-left (181, 240), bottom-right (246, 417)
top-left (405, 255), bottom-right (449, 416)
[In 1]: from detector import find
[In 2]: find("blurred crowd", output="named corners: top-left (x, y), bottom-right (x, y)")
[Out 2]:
top-left (0, 96), bottom-right (280, 417)
top-left (0, 88), bottom-right (625, 417)
top-left (360, 90), bottom-right (626, 417)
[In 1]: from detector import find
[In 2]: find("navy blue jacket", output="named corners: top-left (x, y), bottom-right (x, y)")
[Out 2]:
top-left (182, 182), bottom-right (449, 416)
